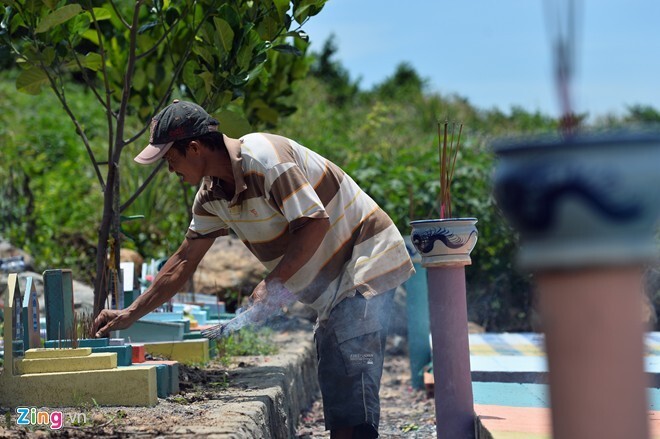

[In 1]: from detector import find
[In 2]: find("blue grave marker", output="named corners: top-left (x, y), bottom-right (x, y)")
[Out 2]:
top-left (43, 269), bottom-right (75, 341)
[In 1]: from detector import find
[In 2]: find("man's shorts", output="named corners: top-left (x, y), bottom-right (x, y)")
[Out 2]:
top-left (314, 290), bottom-right (395, 437)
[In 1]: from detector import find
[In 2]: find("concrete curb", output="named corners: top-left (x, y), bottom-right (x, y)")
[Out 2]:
top-left (174, 329), bottom-right (320, 438)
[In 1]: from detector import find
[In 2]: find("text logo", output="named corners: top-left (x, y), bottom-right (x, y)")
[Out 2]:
top-left (15, 407), bottom-right (87, 430)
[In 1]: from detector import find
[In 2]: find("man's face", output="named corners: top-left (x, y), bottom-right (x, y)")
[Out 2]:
top-left (163, 145), bottom-right (201, 185)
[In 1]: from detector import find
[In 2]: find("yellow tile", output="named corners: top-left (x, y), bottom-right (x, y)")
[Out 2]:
top-left (24, 348), bottom-right (92, 359)
top-left (143, 339), bottom-right (209, 365)
top-left (16, 353), bottom-right (117, 374)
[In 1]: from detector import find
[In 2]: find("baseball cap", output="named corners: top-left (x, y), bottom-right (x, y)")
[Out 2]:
top-left (134, 99), bottom-right (220, 164)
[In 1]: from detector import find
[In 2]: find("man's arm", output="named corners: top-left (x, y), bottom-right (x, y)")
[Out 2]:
top-left (94, 236), bottom-right (215, 337)
top-left (250, 217), bottom-right (330, 304)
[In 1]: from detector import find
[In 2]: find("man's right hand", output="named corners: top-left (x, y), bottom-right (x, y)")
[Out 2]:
top-left (93, 309), bottom-right (135, 338)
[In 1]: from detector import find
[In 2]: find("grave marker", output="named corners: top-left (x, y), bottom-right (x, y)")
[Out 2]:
top-left (43, 269), bottom-right (75, 341)
top-left (5, 273), bottom-right (24, 374)
top-left (1, 274), bottom-right (159, 407)
top-left (21, 276), bottom-right (42, 349)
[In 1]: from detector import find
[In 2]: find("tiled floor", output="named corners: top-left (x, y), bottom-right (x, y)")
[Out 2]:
top-left (469, 333), bottom-right (660, 438)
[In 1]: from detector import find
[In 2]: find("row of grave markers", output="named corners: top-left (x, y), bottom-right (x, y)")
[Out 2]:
top-left (8, 262), bottom-right (146, 357)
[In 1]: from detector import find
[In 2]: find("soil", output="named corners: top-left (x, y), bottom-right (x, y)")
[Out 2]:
top-left (0, 319), bottom-right (437, 438)
top-left (296, 351), bottom-right (437, 438)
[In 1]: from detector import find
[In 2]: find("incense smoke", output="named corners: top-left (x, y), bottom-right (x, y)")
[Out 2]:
top-left (201, 281), bottom-right (297, 339)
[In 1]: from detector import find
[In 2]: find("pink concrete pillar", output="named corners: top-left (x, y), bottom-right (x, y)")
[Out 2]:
top-left (537, 267), bottom-right (649, 439)
top-left (493, 132), bottom-right (660, 439)
top-left (411, 218), bottom-right (478, 439)
top-left (427, 265), bottom-right (475, 439)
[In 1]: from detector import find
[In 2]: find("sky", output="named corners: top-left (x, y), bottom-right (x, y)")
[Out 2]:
top-left (301, 0), bottom-right (660, 119)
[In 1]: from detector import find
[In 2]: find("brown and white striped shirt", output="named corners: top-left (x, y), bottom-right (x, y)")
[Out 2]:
top-left (186, 133), bottom-right (414, 320)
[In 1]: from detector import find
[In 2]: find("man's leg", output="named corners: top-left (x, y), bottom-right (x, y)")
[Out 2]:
top-left (314, 290), bottom-right (395, 438)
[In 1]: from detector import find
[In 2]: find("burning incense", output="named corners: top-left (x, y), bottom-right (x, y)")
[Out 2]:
top-left (201, 282), bottom-right (297, 339)
top-left (438, 120), bottom-right (463, 219)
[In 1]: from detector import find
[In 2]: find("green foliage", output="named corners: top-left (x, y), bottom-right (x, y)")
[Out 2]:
top-left (0, 71), bottom-right (104, 280)
top-left (277, 50), bottom-right (659, 331)
top-left (625, 105), bottom-right (660, 124)
top-left (2, 13), bottom-right (657, 331)
top-left (0, 0), bottom-right (327, 302)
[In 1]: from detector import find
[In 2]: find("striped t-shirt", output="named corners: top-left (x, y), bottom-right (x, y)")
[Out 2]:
top-left (186, 133), bottom-right (414, 320)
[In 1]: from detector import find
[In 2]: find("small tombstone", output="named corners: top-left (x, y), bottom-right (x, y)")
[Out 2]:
top-left (5, 273), bottom-right (24, 374)
top-left (43, 269), bottom-right (75, 341)
top-left (21, 277), bottom-right (42, 349)
top-left (120, 261), bottom-right (135, 292)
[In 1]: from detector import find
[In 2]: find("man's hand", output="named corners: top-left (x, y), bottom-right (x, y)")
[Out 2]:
top-left (248, 279), bottom-right (269, 306)
top-left (93, 309), bottom-right (135, 338)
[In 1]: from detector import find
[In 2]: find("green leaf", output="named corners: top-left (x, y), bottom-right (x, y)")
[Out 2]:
top-left (132, 67), bottom-right (146, 90)
top-left (228, 72), bottom-right (249, 86)
top-left (69, 13), bottom-right (90, 36)
top-left (258, 16), bottom-right (280, 41)
top-left (63, 52), bottom-right (102, 71)
top-left (256, 105), bottom-right (279, 125)
top-left (250, 52), bottom-right (267, 68)
top-left (183, 60), bottom-right (203, 89)
top-left (81, 29), bottom-right (98, 45)
top-left (138, 21), bottom-right (157, 34)
top-left (214, 109), bottom-right (252, 137)
top-left (213, 17), bottom-right (234, 53)
top-left (165, 8), bottom-right (179, 26)
top-left (199, 70), bottom-right (214, 94)
top-left (293, 0), bottom-right (325, 23)
top-left (272, 44), bottom-right (302, 56)
top-left (41, 46), bottom-right (55, 66)
top-left (286, 30), bottom-right (309, 42)
top-left (36, 4), bottom-right (82, 33)
top-left (16, 67), bottom-right (49, 94)
top-left (1, 6), bottom-right (12, 34)
top-left (271, 0), bottom-right (289, 21)
top-left (42, 0), bottom-right (57, 10)
top-left (89, 7), bottom-right (111, 21)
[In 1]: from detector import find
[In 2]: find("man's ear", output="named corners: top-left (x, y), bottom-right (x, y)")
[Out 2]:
top-left (188, 140), bottom-right (202, 155)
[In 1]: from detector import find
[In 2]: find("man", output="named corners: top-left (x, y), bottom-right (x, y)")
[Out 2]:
top-left (93, 100), bottom-right (414, 438)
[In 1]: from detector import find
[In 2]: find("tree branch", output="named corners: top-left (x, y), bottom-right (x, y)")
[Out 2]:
top-left (109, 0), bottom-right (131, 30)
top-left (125, 11), bottom-right (209, 146)
top-left (66, 37), bottom-right (106, 107)
top-left (113, 0), bottom-right (143, 160)
top-left (40, 64), bottom-right (106, 190)
top-left (88, 1), bottom-right (116, 163)
top-left (135, 2), bottom-right (192, 61)
top-left (120, 160), bottom-right (165, 212)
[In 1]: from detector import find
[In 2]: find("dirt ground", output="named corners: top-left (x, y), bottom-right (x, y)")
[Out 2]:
top-left (0, 322), bottom-right (437, 438)
top-left (296, 349), bottom-right (437, 438)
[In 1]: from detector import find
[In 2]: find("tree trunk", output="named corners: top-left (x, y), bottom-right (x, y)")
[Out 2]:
top-left (93, 162), bottom-right (118, 316)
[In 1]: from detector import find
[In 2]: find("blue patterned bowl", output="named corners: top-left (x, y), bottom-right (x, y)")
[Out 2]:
top-left (410, 218), bottom-right (478, 267)
top-left (492, 129), bottom-right (660, 270)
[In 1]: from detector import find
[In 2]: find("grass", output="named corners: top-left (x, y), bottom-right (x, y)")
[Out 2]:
top-left (217, 327), bottom-right (278, 365)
